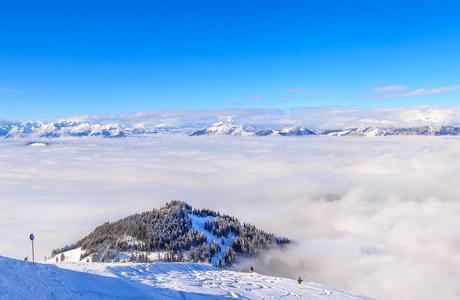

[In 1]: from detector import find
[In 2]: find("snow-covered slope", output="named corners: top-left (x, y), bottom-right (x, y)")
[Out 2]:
top-left (0, 256), bottom-right (375, 299)
top-left (189, 214), bottom-right (237, 267)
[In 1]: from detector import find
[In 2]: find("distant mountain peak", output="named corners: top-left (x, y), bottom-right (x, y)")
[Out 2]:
top-left (190, 123), bottom-right (316, 137)
top-left (189, 122), bottom-right (254, 137)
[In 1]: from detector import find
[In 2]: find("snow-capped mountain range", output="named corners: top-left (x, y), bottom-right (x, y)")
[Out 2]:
top-left (0, 120), bottom-right (159, 138)
top-left (1, 118), bottom-right (460, 138)
top-left (317, 125), bottom-right (460, 137)
top-left (190, 122), bottom-right (460, 137)
top-left (190, 121), bottom-right (316, 137)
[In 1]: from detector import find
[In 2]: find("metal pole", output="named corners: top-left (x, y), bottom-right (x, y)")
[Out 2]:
top-left (29, 233), bottom-right (35, 265)
top-left (100, 243), bottom-right (111, 262)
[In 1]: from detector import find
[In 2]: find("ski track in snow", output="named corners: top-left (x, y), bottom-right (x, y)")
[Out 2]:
top-left (75, 262), bottom-right (374, 300)
top-left (0, 256), bottom-right (375, 299)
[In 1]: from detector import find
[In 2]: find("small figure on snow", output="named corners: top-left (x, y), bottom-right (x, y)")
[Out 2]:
top-left (250, 266), bottom-right (253, 274)
top-left (24, 257), bottom-right (29, 262)
top-left (56, 256), bottom-right (59, 262)
top-left (298, 277), bottom-right (303, 289)
top-left (114, 257), bottom-right (118, 262)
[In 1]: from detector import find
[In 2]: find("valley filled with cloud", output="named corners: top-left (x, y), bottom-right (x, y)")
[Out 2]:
top-left (1, 132), bottom-right (459, 300)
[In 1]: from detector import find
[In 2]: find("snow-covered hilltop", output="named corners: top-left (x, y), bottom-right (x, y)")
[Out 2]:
top-left (51, 201), bottom-right (290, 268)
top-left (0, 256), bottom-right (375, 299)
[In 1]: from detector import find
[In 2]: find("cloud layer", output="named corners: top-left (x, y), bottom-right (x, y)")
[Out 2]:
top-left (76, 106), bottom-right (460, 130)
top-left (1, 135), bottom-right (460, 300)
top-left (375, 84), bottom-right (460, 99)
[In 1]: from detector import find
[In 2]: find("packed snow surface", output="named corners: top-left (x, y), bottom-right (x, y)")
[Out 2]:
top-left (0, 256), bottom-right (374, 299)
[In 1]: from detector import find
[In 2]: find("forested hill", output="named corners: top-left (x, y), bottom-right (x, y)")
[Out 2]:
top-left (52, 201), bottom-right (290, 266)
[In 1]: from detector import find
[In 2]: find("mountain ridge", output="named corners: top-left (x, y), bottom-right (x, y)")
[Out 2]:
top-left (2, 118), bottom-right (460, 138)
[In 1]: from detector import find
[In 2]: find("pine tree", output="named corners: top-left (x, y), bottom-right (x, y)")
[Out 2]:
top-left (218, 256), bottom-right (223, 268)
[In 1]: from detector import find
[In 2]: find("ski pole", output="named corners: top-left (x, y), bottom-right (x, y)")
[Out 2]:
top-left (0, 217), bottom-right (15, 245)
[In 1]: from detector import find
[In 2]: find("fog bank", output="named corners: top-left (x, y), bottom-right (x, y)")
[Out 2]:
top-left (1, 135), bottom-right (459, 299)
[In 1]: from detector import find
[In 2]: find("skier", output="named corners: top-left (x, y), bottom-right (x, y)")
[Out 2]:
top-left (24, 257), bottom-right (29, 261)
top-left (56, 256), bottom-right (59, 262)
top-left (250, 266), bottom-right (253, 274)
top-left (298, 277), bottom-right (303, 289)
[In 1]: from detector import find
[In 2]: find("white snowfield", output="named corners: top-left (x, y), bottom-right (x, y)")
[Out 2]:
top-left (0, 256), bottom-right (375, 300)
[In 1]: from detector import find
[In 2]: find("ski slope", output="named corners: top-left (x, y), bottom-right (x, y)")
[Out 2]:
top-left (0, 256), bottom-right (374, 299)
top-left (189, 213), bottom-right (239, 267)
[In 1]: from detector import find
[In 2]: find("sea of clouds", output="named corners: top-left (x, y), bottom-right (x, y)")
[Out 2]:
top-left (1, 107), bottom-right (460, 300)
top-left (72, 105), bottom-right (460, 130)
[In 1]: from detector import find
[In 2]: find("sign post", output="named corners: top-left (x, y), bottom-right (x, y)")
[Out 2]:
top-left (29, 233), bottom-right (35, 265)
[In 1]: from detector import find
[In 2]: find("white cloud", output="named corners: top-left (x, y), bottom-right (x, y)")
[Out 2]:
top-left (1, 134), bottom-right (460, 299)
top-left (285, 87), bottom-right (305, 94)
top-left (377, 84), bottom-right (460, 99)
top-left (279, 96), bottom-right (300, 103)
top-left (244, 95), bottom-right (263, 100)
top-left (72, 105), bottom-right (460, 130)
top-left (373, 85), bottom-right (409, 93)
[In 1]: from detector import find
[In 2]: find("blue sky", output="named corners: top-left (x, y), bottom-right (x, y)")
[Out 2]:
top-left (1, 0), bottom-right (459, 121)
